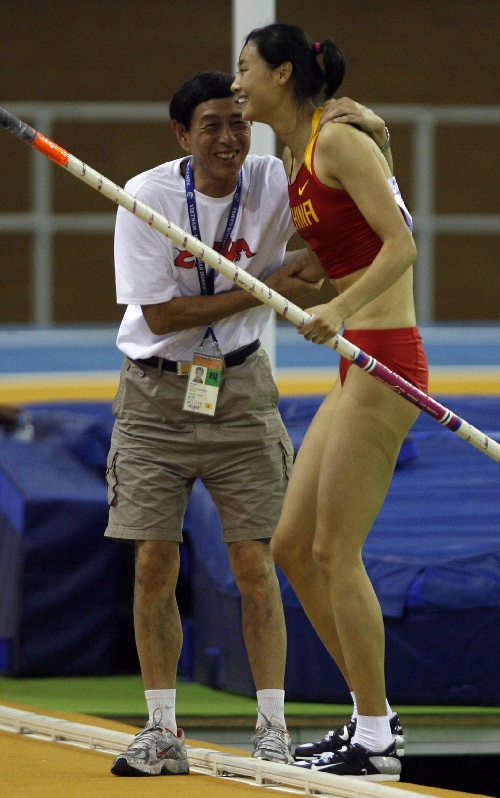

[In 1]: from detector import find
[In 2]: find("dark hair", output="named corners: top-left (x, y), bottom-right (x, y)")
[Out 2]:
top-left (243, 23), bottom-right (345, 103)
top-left (169, 71), bottom-right (235, 129)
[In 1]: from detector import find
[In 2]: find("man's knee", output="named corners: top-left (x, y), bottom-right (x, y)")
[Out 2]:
top-left (135, 539), bottom-right (180, 598)
top-left (228, 539), bottom-right (275, 591)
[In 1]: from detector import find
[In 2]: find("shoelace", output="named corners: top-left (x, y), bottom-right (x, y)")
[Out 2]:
top-left (253, 712), bottom-right (289, 754)
top-left (254, 725), bottom-right (288, 753)
top-left (129, 724), bottom-right (166, 750)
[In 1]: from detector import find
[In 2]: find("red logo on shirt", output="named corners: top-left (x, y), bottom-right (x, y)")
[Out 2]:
top-left (174, 237), bottom-right (255, 269)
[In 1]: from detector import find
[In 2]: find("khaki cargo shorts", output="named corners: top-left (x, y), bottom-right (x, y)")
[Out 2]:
top-left (104, 347), bottom-right (294, 543)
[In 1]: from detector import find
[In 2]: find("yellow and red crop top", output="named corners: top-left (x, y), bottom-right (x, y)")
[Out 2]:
top-left (287, 108), bottom-right (412, 280)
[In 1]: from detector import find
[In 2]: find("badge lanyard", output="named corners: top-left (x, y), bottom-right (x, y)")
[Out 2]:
top-left (182, 157), bottom-right (242, 416)
top-left (184, 157), bottom-right (242, 300)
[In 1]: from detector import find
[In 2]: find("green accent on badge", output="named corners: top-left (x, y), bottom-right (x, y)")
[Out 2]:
top-left (205, 368), bottom-right (222, 387)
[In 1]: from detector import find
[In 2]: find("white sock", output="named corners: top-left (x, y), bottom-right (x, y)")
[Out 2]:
top-left (145, 689), bottom-right (177, 735)
top-left (350, 691), bottom-right (358, 721)
top-left (352, 695), bottom-right (396, 722)
top-left (256, 689), bottom-right (286, 729)
top-left (351, 714), bottom-right (393, 752)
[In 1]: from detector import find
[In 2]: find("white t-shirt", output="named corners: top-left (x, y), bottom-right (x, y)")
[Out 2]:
top-left (115, 154), bottom-right (295, 361)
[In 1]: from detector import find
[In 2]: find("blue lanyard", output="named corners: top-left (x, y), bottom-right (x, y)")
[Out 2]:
top-left (184, 157), bottom-right (242, 296)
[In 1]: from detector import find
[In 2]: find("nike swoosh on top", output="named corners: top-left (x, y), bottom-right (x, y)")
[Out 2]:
top-left (298, 180), bottom-right (309, 196)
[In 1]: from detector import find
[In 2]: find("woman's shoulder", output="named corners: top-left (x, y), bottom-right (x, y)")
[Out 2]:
top-left (316, 119), bottom-right (368, 152)
top-left (315, 122), bottom-right (380, 178)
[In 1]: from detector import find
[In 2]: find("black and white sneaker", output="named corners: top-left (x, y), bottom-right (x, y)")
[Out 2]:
top-left (294, 714), bottom-right (404, 760)
top-left (389, 714), bottom-right (405, 757)
top-left (294, 720), bottom-right (355, 760)
top-left (293, 741), bottom-right (402, 781)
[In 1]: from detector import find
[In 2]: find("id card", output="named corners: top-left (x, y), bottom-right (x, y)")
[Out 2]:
top-left (183, 351), bottom-right (223, 416)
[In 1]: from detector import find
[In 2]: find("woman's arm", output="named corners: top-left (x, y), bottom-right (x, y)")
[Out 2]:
top-left (300, 123), bottom-right (415, 343)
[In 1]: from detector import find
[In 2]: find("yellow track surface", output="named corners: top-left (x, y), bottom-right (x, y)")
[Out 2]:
top-left (0, 702), bottom-right (493, 798)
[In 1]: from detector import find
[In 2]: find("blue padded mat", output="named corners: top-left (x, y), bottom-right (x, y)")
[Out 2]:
top-left (0, 437), bottom-right (132, 676)
top-left (0, 395), bottom-right (498, 701)
top-left (187, 395), bottom-right (500, 705)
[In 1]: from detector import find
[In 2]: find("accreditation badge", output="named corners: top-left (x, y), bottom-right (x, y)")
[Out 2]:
top-left (183, 350), bottom-right (224, 416)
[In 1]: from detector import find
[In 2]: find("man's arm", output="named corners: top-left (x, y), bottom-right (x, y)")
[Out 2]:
top-left (115, 189), bottom-right (316, 335)
top-left (142, 257), bottom-right (324, 336)
top-left (142, 289), bottom-right (261, 336)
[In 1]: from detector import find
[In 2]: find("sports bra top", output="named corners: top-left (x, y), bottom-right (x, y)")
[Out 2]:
top-left (287, 108), bottom-right (412, 280)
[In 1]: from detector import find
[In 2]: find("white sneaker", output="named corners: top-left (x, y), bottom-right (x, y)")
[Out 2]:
top-left (252, 715), bottom-right (293, 764)
top-left (111, 724), bottom-right (189, 776)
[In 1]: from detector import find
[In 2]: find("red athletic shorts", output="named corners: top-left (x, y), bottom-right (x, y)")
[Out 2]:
top-left (339, 327), bottom-right (429, 393)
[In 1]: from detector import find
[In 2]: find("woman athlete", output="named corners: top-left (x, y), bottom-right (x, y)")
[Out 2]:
top-left (232, 23), bottom-right (428, 781)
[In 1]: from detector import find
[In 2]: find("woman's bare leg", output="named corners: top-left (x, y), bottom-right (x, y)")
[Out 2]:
top-left (273, 368), bottom-right (419, 714)
top-left (272, 379), bottom-right (351, 684)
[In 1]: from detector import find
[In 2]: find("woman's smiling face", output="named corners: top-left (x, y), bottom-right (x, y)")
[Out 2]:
top-left (232, 42), bottom-right (282, 124)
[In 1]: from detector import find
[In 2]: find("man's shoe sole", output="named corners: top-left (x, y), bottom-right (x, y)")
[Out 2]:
top-left (111, 756), bottom-right (189, 776)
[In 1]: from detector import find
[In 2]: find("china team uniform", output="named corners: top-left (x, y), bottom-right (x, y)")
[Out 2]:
top-left (288, 108), bottom-right (428, 394)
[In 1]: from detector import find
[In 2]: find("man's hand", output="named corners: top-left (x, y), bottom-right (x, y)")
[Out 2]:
top-left (319, 97), bottom-right (386, 145)
top-left (264, 256), bottom-right (325, 304)
top-left (281, 247), bottom-right (326, 282)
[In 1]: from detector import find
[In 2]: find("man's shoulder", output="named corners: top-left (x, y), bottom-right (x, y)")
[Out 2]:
top-left (244, 153), bottom-right (284, 172)
top-left (243, 153), bottom-right (288, 190)
top-left (125, 158), bottom-right (183, 195)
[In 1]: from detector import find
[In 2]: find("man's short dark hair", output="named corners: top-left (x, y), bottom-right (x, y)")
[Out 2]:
top-left (169, 71), bottom-right (235, 130)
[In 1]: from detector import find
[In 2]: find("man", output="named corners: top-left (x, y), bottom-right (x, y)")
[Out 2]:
top-left (192, 366), bottom-right (205, 383)
top-left (106, 70), bottom-right (323, 778)
top-left (106, 71), bottom-right (393, 777)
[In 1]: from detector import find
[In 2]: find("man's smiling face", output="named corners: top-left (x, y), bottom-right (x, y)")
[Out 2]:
top-left (173, 96), bottom-right (251, 197)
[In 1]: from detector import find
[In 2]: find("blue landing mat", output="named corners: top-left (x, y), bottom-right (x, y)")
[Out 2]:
top-left (0, 395), bottom-right (498, 704)
top-left (186, 395), bottom-right (500, 706)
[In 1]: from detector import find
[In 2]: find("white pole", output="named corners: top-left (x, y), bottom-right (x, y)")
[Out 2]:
top-left (232, 0), bottom-right (277, 370)
top-left (3, 105), bottom-right (497, 462)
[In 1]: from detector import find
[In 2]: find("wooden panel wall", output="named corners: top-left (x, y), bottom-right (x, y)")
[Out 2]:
top-left (1, 0), bottom-right (498, 323)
